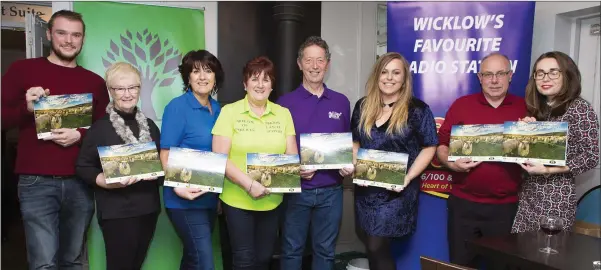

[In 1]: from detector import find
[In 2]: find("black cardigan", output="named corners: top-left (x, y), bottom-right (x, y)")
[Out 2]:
top-left (76, 108), bottom-right (163, 220)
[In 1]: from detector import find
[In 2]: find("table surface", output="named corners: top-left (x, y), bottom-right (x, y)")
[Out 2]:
top-left (467, 230), bottom-right (601, 270)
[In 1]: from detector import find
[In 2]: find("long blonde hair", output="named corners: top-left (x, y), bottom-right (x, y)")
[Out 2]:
top-left (359, 52), bottom-right (413, 139)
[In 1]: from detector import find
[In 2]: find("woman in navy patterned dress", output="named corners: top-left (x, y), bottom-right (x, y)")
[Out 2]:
top-left (512, 51), bottom-right (600, 233)
top-left (351, 52), bottom-right (438, 270)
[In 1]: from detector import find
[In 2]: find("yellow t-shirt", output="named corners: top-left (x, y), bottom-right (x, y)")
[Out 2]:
top-left (212, 95), bottom-right (296, 211)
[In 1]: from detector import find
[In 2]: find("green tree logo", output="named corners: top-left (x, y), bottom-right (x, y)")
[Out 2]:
top-left (102, 29), bottom-right (182, 120)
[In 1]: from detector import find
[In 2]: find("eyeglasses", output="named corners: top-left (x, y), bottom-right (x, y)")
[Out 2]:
top-left (111, 85), bottom-right (140, 95)
top-left (479, 71), bottom-right (511, 80)
top-left (534, 69), bottom-right (561, 80)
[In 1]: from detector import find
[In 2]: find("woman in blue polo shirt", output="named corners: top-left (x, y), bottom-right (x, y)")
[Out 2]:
top-left (159, 50), bottom-right (224, 270)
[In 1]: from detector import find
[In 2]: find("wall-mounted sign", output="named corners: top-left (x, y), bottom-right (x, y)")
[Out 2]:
top-left (1, 2), bottom-right (51, 25)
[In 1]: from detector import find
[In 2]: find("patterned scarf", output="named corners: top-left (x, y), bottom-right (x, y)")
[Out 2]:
top-left (106, 102), bottom-right (152, 144)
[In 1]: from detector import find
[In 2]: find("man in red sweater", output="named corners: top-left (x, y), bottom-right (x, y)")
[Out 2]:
top-left (436, 53), bottom-right (527, 269)
top-left (1, 10), bottom-right (109, 269)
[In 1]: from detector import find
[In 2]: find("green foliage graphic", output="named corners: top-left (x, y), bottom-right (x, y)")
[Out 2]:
top-left (102, 29), bottom-right (182, 120)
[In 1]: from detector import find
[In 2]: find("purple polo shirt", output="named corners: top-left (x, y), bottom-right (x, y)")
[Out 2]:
top-left (277, 84), bottom-right (351, 189)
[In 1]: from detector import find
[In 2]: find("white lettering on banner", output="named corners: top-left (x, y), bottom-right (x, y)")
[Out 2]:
top-left (409, 12), bottom-right (518, 75)
top-left (413, 14), bottom-right (505, 31)
top-left (410, 60), bottom-right (518, 74)
top-left (414, 38), bottom-right (503, 53)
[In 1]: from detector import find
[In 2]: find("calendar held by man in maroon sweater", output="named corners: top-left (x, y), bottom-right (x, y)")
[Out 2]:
top-left (1, 57), bottom-right (110, 177)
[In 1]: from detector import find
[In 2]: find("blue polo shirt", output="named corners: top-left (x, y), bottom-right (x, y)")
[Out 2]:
top-left (161, 90), bottom-right (220, 209)
top-left (277, 84), bottom-right (351, 189)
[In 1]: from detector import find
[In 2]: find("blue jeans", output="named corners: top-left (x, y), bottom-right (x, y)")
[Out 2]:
top-left (17, 175), bottom-right (94, 270)
top-left (167, 208), bottom-right (217, 270)
top-left (281, 185), bottom-right (343, 270)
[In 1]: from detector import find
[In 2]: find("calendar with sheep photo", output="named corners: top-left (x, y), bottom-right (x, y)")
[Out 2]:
top-left (353, 148), bottom-right (409, 190)
top-left (502, 121), bottom-right (568, 166)
top-left (299, 132), bottom-right (353, 170)
top-left (163, 147), bottom-right (227, 193)
top-left (448, 124), bottom-right (505, 162)
top-left (246, 153), bottom-right (301, 193)
top-left (97, 142), bottom-right (164, 184)
top-left (34, 93), bottom-right (93, 139)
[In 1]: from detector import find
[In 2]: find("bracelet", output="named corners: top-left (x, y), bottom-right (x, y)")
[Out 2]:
top-left (247, 181), bottom-right (254, 193)
top-left (542, 167), bottom-right (551, 178)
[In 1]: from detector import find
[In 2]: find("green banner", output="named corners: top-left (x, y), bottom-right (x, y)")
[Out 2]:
top-left (74, 2), bottom-right (222, 269)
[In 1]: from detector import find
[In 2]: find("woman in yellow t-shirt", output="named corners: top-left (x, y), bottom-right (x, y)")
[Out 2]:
top-left (212, 56), bottom-right (297, 270)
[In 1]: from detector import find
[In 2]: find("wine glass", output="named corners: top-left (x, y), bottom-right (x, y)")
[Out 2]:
top-left (539, 215), bottom-right (566, 254)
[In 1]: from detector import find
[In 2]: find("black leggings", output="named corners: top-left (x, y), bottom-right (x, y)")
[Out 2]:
top-left (356, 225), bottom-right (395, 270)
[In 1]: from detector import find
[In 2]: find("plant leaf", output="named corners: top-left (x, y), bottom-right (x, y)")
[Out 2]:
top-left (110, 40), bottom-right (119, 55)
top-left (166, 48), bottom-right (173, 57)
top-left (159, 77), bottom-right (175, 87)
top-left (145, 34), bottom-right (152, 45)
top-left (164, 40), bottom-right (169, 47)
top-left (154, 55), bottom-right (164, 66)
top-left (135, 44), bottom-right (146, 61)
top-left (106, 51), bottom-right (116, 61)
top-left (163, 54), bottom-right (180, 74)
top-left (149, 38), bottom-right (161, 59)
top-left (102, 57), bottom-right (112, 69)
top-left (126, 30), bottom-right (132, 40)
top-left (122, 47), bottom-right (137, 66)
top-left (136, 32), bottom-right (143, 43)
top-left (143, 29), bottom-right (148, 35)
top-left (120, 35), bottom-right (132, 50)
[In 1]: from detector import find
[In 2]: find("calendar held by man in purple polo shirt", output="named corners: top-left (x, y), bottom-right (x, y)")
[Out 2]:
top-left (277, 84), bottom-right (352, 190)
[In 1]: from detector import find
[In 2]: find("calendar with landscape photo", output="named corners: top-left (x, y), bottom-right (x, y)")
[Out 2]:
top-left (98, 142), bottom-right (164, 184)
top-left (353, 148), bottom-right (409, 190)
top-left (448, 124), bottom-right (505, 162)
top-left (502, 121), bottom-right (568, 166)
top-left (34, 93), bottom-right (93, 139)
top-left (247, 153), bottom-right (301, 193)
top-left (299, 132), bottom-right (353, 170)
top-left (164, 147), bottom-right (227, 193)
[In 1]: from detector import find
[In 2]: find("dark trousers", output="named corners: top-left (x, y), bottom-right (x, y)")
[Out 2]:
top-left (222, 202), bottom-right (280, 270)
top-left (99, 212), bottom-right (159, 270)
top-left (447, 195), bottom-right (517, 269)
top-left (166, 208), bottom-right (217, 270)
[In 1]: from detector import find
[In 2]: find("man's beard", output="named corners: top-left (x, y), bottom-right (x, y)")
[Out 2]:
top-left (50, 40), bottom-right (81, 62)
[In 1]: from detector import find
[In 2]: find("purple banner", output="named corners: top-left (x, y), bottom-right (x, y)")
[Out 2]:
top-left (387, 2), bottom-right (535, 269)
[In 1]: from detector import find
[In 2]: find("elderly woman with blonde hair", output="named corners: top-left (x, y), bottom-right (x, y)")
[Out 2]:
top-left (76, 62), bottom-right (163, 270)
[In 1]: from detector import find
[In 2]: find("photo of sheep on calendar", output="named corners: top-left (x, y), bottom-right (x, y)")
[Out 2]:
top-left (299, 132), bottom-right (353, 170)
top-left (246, 153), bottom-right (301, 193)
top-left (33, 93), bottom-right (93, 139)
top-left (353, 148), bottom-right (409, 190)
top-left (163, 147), bottom-right (227, 193)
top-left (448, 124), bottom-right (505, 162)
top-left (502, 121), bottom-right (568, 166)
top-left (97, 142), bottom-right (164, 184)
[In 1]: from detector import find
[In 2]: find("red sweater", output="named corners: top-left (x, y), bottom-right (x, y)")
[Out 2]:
top-left (1, 57), bottom-right (110, 176)
top-left (438, 93), bottom-right (527, 204)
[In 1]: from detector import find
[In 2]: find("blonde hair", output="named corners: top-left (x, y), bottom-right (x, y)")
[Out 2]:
top-left (359, 52), bottom-right (413, 139)
top-left (104, 62), bottom-right (141, 90)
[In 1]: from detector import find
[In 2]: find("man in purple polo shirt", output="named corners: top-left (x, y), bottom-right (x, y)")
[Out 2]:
top-left (277, 36), bottom-right (353, 270)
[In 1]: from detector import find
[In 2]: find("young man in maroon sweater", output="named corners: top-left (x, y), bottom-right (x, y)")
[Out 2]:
top-left (436, 53), bottom-right (527, 269)
top-left (1, 10), bottom-right (109, 269)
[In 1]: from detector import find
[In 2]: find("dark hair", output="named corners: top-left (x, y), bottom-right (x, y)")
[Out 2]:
top-left (48, 10), bottom-right (85, 34)
top-left (178, 50), bottom-right (224, 93)
top-left (243, 56), bottom-right (275, 86)
top-left (298, 36), bottom-right (331, 61)
top-left (525, 51), bottom-right (582, 120)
